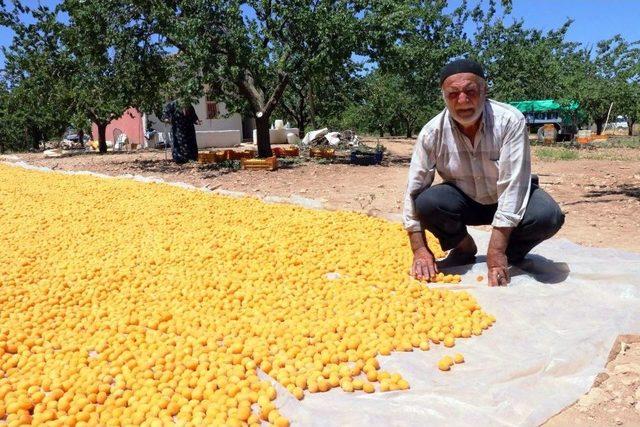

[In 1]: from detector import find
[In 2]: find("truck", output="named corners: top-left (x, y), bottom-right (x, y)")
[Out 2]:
top-left (508, 99), bottom-right (582, 142)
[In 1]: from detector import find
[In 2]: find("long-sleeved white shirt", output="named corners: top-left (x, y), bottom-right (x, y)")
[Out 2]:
top-left (403, 99), bottom-right (531, 232)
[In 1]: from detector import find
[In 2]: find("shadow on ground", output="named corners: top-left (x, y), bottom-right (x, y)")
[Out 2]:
top-left (436, 253), bottom-right (570, 285)
top-left (584, 184), bottom-right (640, 201)
top-left (108, 158), bottom-right (241, 179)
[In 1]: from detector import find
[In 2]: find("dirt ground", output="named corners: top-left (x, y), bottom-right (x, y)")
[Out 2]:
top-left (3, 138), bottom-right (640, 425)
top-left (544, 336), bottom-right (640, 427)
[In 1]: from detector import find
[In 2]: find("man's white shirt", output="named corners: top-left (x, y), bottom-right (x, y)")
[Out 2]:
top-left (403, 99), bottom-right (532, 232)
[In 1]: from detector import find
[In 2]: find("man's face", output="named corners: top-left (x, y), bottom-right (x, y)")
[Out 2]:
top-left (441, 73), bottom-right (486, 126)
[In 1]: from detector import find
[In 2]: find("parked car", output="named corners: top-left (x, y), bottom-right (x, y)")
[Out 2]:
top-left (63, 128), bottom-right (90, 144)
top-left (612, 115), bottom-right (629, 129)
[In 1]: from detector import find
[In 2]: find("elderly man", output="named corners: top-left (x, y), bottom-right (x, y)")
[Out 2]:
top-left (403, 59), bottom-right (564, 286)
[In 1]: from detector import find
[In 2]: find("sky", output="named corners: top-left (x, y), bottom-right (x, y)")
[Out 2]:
top-left (489, 0), bottom-right (640, 48)
top-left (1, 0), bottom-right (640, 68)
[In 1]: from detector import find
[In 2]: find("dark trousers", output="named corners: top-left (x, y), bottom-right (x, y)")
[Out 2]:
top-left (414, 178), bottom-right (565, 263)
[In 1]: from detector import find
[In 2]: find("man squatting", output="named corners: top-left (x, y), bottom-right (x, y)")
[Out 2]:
top-left (403, 59), bottom-right (565, 286)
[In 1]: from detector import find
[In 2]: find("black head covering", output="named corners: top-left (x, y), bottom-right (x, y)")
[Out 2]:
top-left (439, 59), bottom-right (485, 86)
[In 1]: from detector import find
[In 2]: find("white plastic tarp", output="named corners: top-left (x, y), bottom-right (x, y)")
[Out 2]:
top-left (269, 228), bottom-right (640, 427)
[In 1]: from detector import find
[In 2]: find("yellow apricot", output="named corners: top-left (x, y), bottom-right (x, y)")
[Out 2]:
top-left (453, 353), bottom-right (465, 364)
top-left (438, 357), bottom-right (453, 371)
top-left (237, 405), bottom-right (252, 422)
top-left (363, 382), bottom-right (375, 393)
top-left (0, 164), bottom-right (496, 425)
top-left (340, 379), bottom-right (354, 392)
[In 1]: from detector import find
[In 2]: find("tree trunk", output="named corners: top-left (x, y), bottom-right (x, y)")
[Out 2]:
top-left (379, 127), bottom-right (384, 138)
top-left (255, 115), bottom-right (273, 158)
top-left (628, 120), bottom-right (635, 136)
top-left (595, 119), bottom-right (604, 135)
top-left (405, 119), bottom-right (412, 138)
top-left (78, 129), bottom-right (85, 147)
top-left (308, 86), bottom-right (317, 130)
top-left (97, 122), bottom-right (108, 154)
top-left (32, 127), bottom-right (42, 151)
top-left (297, 117), bottom-right (305, 139)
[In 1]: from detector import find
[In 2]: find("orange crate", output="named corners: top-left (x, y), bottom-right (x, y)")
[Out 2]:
top-left (241, 156), bottom-right (278, 171)
top-left (227, 150), bottom-right (241, 160)
top-left (310, 148), bottom-right (335, 158)
top-left (212, 150), bottom-right (228, 162)
top-left (282, 146), bottom-right (299, 157)
top-left (214, 149), bottom-right (233, 160)
top-left (238, 150), bottom-right (256, 159)
top-left (227, 150), bottom-right (255, 160)
top-left (197, 152), bottom-right (216, 164)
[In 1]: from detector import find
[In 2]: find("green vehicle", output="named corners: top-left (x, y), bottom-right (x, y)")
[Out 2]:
top-left (508, 99), bottom-right (582, 141)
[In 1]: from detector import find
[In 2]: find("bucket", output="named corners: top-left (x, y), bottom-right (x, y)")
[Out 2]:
top-left (286, 133), bottom-right (301, 145)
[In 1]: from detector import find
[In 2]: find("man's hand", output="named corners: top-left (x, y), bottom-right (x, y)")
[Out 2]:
top-left (487, 249), bottom-right (509, 286)
top-left (412, 247), bottom-right (438, 280)
top-left (487, 227), bottom-right (513, 286)
top-left (408, 230), bottom-right (438, 280)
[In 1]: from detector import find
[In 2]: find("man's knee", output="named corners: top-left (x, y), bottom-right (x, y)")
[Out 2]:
top-left (414, 185), bottom-right (460, 225)
top-left (543, 204), bottom-right (565, 237)
top-left (523, 196), bottom-right (565, 239)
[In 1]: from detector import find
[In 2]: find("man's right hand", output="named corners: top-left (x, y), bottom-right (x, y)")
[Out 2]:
top-left (411, 247), bottom-right (438, 280)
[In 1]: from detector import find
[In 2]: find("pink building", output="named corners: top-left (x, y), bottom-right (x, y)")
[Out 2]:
top-left (90, 97), bottom-right (247, 149)
top-left (91, 108), bottom-right (145, 146)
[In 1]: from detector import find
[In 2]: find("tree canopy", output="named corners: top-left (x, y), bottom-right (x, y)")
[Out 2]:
top-left (1, 0), bottom-right (638, 154)
top-left (136, 0), bottom-right (366, 157)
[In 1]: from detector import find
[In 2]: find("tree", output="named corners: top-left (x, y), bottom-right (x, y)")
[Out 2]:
top-left (1, 6), bottom-right (72, 151)
top-left (471, 9), bottom-right (574, 101)
top-left (140, 1), bottom-right (364, 157)
top-left (559, 37), bottom-right (638, 135)
top-left (57, 0), bottom-right (168, 152)
top-left (351, 71), bottom-right (429, 137)
top-left (0, 0), bottom-right (23, 27)
top-left (606, 38), bottom-right (640, 135)
top-left (619, 83), bottom-right (640, 135)
top-left (4, 1), bottom-right (169, 153)
top-left (0, 79), bottom-right (17, 153)
top-left (359, 0), bottom-right (491, 137)
top-left (276, 59), bottom-right (360, 136)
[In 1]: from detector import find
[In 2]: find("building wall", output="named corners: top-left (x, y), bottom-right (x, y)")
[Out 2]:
top-left (89, 98), bottom-right (245, 148)
top-left (91, 108), bottom-right (144, 145)
top-left (148, 97), bottom-right (243, 136)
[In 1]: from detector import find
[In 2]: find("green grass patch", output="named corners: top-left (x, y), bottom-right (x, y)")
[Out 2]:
top-left (597, 136), bottom-right (640, 149)
top-left (535, 147), bottom-right (580, 161)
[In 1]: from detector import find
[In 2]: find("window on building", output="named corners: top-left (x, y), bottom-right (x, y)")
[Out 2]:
top-left (206, 96), bottom-right (218, 119)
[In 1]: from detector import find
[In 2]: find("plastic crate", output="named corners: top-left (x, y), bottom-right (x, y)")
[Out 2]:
top-left (241, 156), bottom-right (278, 171)
top-left (310, 148), bottom-right (335, 158)
top-left (350, 150), bottom-right (383, 166)
top-left (197, 152), bottom-right (216, 164)
top-left (282, 146), bottom-right (299, 157)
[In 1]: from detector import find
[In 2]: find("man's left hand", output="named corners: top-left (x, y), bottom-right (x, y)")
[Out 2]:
top-left (487, 249), bottom-right (509, 286)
